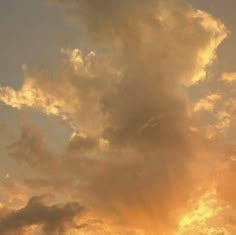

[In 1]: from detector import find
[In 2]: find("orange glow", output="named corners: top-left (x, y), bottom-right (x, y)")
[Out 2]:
top-left (177, 187), bottom-right (228, 235)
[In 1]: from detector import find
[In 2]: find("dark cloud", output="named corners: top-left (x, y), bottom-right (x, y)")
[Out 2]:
top-left (67, 134), bottom-right (98, 153)
top-left (0, 195), bottom-right (86, 235)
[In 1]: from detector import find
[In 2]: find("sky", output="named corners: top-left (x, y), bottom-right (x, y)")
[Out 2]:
top-left (0, 0), bottom-right (236, 234)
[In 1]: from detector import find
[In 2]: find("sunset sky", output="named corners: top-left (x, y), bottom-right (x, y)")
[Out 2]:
top-left (0, 0), bottom-right (236, 234)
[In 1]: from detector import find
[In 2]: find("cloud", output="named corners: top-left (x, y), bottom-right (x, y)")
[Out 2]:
top-left (193, 90), bottom-right (236, 140)
top-left (0, 0), bottom-right (230, 234)
top-left (0, 181), bottom-right (29, 206)
top-left (217, 155), bottom-right (236, 208)
top-left (177, 186), bottom-right (231, 235)
top-left (0, 195), bottom-right (86, 235)
top-left (222, 72), bottom-right (236, 83)
top-left (194, 94), bottom-right (222, 113)
top-left (0, 49), bottom-right (120, 137)
top-left (50, 0), bottom-right (227, 85)
top-left (0, 77), bottom-right (66, 118)
top-left (207, 111), bottom-right (231, 139)
top-left (7, 123), bottom-right (50, 166)
top-left (0, 123), bottom-right (6, 133)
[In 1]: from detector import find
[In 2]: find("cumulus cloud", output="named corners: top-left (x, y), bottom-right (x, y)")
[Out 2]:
top-left (193, 90), bottom-right (236, 140)
top-left (0, 195), bottom-right (86, 235)
top-left (194, 94), bottom-right (222, 113)
top-left (0, 0), bottom-right (231, 234)
top-left (50, 0), bottom-right (226, 85)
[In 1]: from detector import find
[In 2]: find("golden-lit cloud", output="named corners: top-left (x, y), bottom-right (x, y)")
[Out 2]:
top-left (0, 65), bottom-right (67, 118)
top-left (194, 94), bottom-right (222, 113)
top-left (177, 186), bottom-right (229, 235)
top-left (0, 0), bottom-right (235, 234)
top-left (222, 72), bottom-right (236, 83)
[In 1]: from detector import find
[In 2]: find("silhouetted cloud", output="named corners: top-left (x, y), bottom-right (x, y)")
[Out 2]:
top-left (0, 195), bottom-right (86, 235)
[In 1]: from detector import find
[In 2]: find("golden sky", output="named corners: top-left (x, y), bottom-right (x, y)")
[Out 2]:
top-left (0, 0), bottom-right (236, 234)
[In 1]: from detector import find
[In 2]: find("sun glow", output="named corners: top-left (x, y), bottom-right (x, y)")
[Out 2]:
top-left (177, 187), bottom-right (228, 235)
